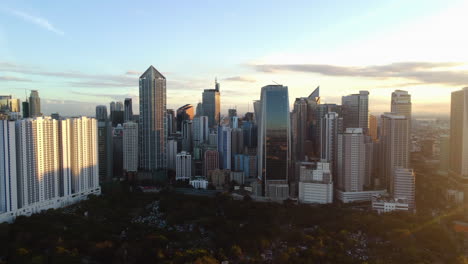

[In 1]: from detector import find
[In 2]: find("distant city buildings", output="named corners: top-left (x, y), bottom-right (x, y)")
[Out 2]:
top-left (124, 98), bottom-right (133, 123)
top-left (29, 90), bottom-right (41, 117)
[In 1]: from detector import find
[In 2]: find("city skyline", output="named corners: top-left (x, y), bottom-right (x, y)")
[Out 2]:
top-left (1, 0), bottom-right (467, 116)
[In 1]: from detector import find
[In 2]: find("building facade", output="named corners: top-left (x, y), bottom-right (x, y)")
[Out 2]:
top-left (123, 122), bottom-right (138, 173)
top-left (139, 65), bottom-right (167, 171)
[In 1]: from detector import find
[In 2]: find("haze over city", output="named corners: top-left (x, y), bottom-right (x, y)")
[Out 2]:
top-left (2, 0), bottom-right (467, 116)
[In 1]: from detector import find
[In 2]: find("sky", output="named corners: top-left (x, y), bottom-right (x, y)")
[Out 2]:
top-left (1, 0), bottom-right (468, 117)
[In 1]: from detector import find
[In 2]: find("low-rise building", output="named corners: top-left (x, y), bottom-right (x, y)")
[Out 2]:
top-left (372, 195), bottom-right (410, 214)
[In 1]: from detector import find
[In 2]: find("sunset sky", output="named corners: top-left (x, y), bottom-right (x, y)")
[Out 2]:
top-left (1, 0), bottom-right (467, 116)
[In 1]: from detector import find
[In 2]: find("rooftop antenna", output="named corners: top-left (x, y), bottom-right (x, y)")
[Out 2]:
top-left (272, 80), bottom-right (280, 85)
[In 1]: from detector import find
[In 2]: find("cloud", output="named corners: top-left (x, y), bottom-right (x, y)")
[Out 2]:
top-left (252, 62), bottom-right (468, 86)
top-left (71, 91), bottom-right (137, 101)
top-left (125, 70), bottom-right (141, 76)
top-left (7, 9), bottom-right (64, 35)
top-left (223, 76), bottom-right (256, 83)
top-left (0, 61), bottom-right (137, 88)
top-left (0, 76), bottom-right (32, 82)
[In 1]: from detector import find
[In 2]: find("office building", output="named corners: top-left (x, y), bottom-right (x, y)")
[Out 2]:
top-left (234, 154), bottom-right (257, 178)
top-left (176, 104), bottom-right (194, 132)
top-left (29, 90), bottom-right (41, 117)
top-left (139, 66), bottom-right (167, 171)
top-left (298, 161), bottom-right (333, 204)
top-left (449, 88), bottom-right (468, 195)
top-left (124, 98), bottom-right (133, 122)
top-left (372, 195), bottom-right (409, 214)
top-left (320, 112), bottom-right (341, 175)
top-left (193, 116), bottom-right (209, 147)
top-left (380, 113), bottom-right (409, 193)
top-left (96, 105), bottom-right (113, 182)
top-left (22, 101), bottom-right (29, 118)
top-left (167, 139), bottom-right (178, 170)
top-left (257, 85), bottom-right (290, 199)
top-left (123, 122), bottom-right (138, 173)
top-left (391, 90), bottom-right (412, 130)
top-left (176, 151), bottom-right (192, 180)
top-left (217, 125), bottom-right (232, 170)
top-left (369, 114), bottom-right (378, 141)
top-left (393, 168), bottom-right (415, 211)
top-left (96, 105), bottom-right (108, 121)
top-left (337, 128), bottom-right (366, 192)
top-left (166, 109), bottom-right (176, 135)
top-left (230, 171), bottom-right (245, 185)
top-left (182, 120), bottom-right (193, 152)
top-left (342, 91), bottom-right (369, 132)
top-left (204, 150), bottom-right (219, 176)
top-left (231, 127), bottom-right (244, 158)
top-left (195, 102), bottom-right (203, 117)
top-left (202, 79), bottom-right (221, 128)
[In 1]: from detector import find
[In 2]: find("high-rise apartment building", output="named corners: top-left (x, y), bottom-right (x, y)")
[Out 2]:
top-left (29, 90), bottom-right (41, 117)
top-left (182, 120), bottom-right (193, 152)
top-left (342, 91), bottom-right (369, 132)
top-left (257, 85), bottom-right (290, 199)
top-left (176, 151), bottom-right (192, 180)
top-left (337, 128), bottom-right (366, 192)
top-left (202, 80), bottom-right (220, 128)
top-left (124, 98), bottom-right (133, 122)
top-left (139, 65), bottom-right (167, 171)
top-left (449, 87), bottom-right (468, 195)
top-left (123, 122), bottom-right (138, 173)
top-left (0, 120), bottom-right (18, 213)
top-left (1, 117), bottom-right (100, 223)
top-left (380, 113), bottom-right (409, 193)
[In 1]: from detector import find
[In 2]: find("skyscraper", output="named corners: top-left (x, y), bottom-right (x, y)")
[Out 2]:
top-left (29, 90), bottom-right (41, 117)
top-left (95, 105), bottom-right (108, 121)
top-left (167, 139), bottom-right (178, 170)
top-left (202, 79), bottom-right (221, 128)
top-left (391, 90), bottom-right (412, 130)
top-left (96, 105), bottom-right (112, 182)
top-left (22, 101), bottom-right (29, 118)
top-left (176, 151), bottom-right (192, 180)
top-left (204, 150), bottom-right (219, 177)
top-left (124, 98), bottom-right (133, 122)
top-left (110, 102), bottom-right (116, 112)
top-left (139, 65), bottom-right (167, 172)
top-left (257, 85), bottom-right (290, 199)
top-left (449, 87), bottom-right (468, 195)
top-left (369, 114), bottom-right (378, 141)
top-left (320, 112), bottom-right (342, 175)
top-left (166, 109), bottom-right (176, 135)
top-left (342, 91), bottom-right (369, 132)
top-left (182, 120), bottom-right (193, 152)
top-left (217, 125), bottom-right (232, 170)
top-left (123, 122), bottom-right (138, 173)
top-left (176, 104), bottom-right (194, 132)
top-left (0, 120), bottom-right (18, 213)
top-left (380, 113), bottom-right (409, 193)
top-left (394, 168), bottom-right (415, 211)
top-left (291, 97), bottom-right (308, 161)
top-left (337, 128), bottom-right (366, 192)
top-left (193, 116), bottom-right (209, 147)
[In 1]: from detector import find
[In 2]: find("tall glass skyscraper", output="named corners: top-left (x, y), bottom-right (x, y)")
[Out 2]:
top-left (29, 90), bottom-right (41, 117)
top-left (124, 98), bottom-right (133, 122)
top-left (450, 87), bottom-right (468, 196)
top-left (202, 79), bottom-right (220, 128)
top-left (342, 91), bottom-right (369, 132)
top-left (257, 85), bottom-right (290, 199)
top-left (139, 65), bottom-right (167, 171)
